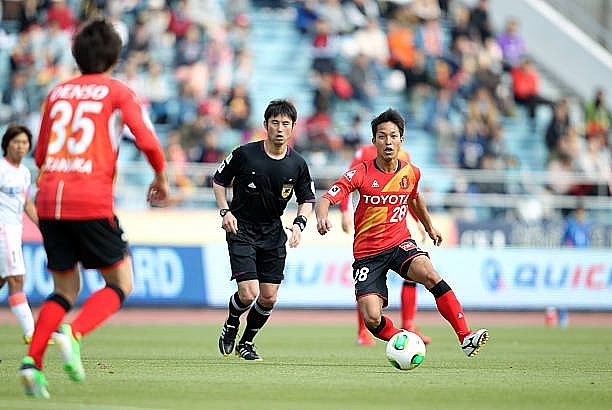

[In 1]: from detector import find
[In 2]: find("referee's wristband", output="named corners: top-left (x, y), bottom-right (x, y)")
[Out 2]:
top-left (292, 215), bottom-right (307, 232)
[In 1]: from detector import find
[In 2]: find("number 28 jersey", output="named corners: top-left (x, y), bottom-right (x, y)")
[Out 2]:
top-left (34, 74), bottom-right (166, 220)
top-left (323, 159), bottom-right (421, 259)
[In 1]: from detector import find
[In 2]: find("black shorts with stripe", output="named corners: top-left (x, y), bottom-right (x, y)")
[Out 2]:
top-left (352, 239), bottom-right (429, 307)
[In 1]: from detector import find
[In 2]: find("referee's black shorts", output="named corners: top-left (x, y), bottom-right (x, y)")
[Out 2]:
top-left (226, 220), bottom-right (287, 284)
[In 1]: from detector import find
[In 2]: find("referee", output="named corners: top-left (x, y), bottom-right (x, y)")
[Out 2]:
top-left (212, 99), bottom-right (315, 361)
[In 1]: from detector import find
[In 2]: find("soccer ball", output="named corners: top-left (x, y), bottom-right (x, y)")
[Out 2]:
top-left (386, 330), bottom-right (426, 370)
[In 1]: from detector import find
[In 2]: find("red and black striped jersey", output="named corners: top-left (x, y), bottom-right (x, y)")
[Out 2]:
top-left (323, 159), bottom-right (420, 258)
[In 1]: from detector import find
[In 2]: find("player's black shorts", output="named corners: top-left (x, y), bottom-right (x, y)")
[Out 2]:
top-left (38, 217), bottom-right (129, 272)
top-left (226, 220), bottom-right (287, 284)
top-left (352, 239), bottom-right (429, 307)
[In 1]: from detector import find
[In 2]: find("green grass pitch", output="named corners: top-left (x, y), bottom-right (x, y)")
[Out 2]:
top-left (1, 322), bottom-right (610, 410)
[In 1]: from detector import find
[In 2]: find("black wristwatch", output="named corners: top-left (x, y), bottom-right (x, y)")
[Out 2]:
top-left (220, 208), bottom-right (230, 217)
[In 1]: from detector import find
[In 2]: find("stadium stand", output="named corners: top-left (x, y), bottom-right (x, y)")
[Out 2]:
top-left (0, 0), bottom-right (609, 222)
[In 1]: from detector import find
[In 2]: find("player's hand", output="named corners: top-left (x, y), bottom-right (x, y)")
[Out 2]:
top-left (315, 200), bottom-right (332, 235)
top-left (147, 172), bottom-right (170, 207)
top-left (428, 228), bottom-right (443, 246)
top-left (317, 217), bottom-right (332, 235)
top-left (221, 213), bottom-right (238, 235)
top-left (285, 225), bottom-right (302, 248)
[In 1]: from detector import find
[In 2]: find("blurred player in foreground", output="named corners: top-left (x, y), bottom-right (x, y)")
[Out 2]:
top-left (316, 109), bottom-right (488, 356)
top-left (0, 125), bottom-right (39, 344)
top-left (18, 18), bottom-right (169, 398)
top-left (339, 144), bottom-right (431, 346)
top-left (213, 99), bottom-right (315, 361)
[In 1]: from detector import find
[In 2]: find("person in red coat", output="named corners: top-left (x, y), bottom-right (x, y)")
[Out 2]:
top-left (510, 57), bottom-right (553, 121)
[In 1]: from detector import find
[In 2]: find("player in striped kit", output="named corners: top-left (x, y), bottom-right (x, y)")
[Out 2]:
top-left (339, 144), bottom-right (431, 346)
top-left (315, 109), bottom-right (488, 357)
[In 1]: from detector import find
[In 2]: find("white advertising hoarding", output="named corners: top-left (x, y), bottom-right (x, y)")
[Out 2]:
top-left (205, 244), bottom-right (612, 310)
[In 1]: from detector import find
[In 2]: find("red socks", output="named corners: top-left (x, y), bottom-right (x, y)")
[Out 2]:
top-left (372, 315), bottom-right (402, 342)
top-left (435, 289), bottom-right (471, 341)
top-left (401, 282), bottom-right (417, 330)
top-left (71, 286), bottom-right (121, 338)
top-left (27, 286), bottom-right (123, 369)
top-left (28, 300), bottom-right (66, 369)
top-left (357, 305), bottom-right (368, 334)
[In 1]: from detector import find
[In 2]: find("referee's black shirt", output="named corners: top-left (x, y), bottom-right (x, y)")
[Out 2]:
top-left (213, 141), bottom-right (315, 224)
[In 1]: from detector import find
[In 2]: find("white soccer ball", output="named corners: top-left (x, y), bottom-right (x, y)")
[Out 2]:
top-left (386, 330), bottom-right (426, 370)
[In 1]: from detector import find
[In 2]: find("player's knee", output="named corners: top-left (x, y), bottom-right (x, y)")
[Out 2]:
top-left (419, 270), bottom-right (441, 290)
top-left (123, 281), bottom-right (133, 297)
top-left (364, 316), bottom-right (381, 333)
top-left (238, 289), bottom-right (258, 305)
top-left (407, 262), bottom-right (440, 289)
top-left (102, 260), bottom-right (133, 297)
top-left (6, 275), bottom-right (25, 291)
top-left (362, 311), bottom-right (380, 330)
top-left (52, 287), bottom-right (79, 304)
top-left (106, 278), bottom-right (132, 299)
top-left (47, 293), bottom-right (73, 312)
top-left (257, 294), bottom-right (277, 308)
top-left (106, 283), bottom-right (128, 303)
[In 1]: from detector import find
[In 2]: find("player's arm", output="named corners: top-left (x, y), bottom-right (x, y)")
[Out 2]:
top-left (339, 192), bottom-right (354, 233)
top-left (288, 161), bottom-right (316, 245)
top-left (338, 157), bottom-right (364, 233)
top-left (119, 85), bottom-right (170, 206)
top-left (34, 101), bottom-right (51, 170)
top-left (407, 206), bottom-right (427, 242)
top-left (316, 182), bottom-right (350, 236)
top-left (338, 151), bottom-right (363, 214)
top-left (121, 92), bottom-right (166, 172)
top-left (24, 196), bottom-right (38, 227)
top-left (315, 197), bottom-right (332, 235)
top-left (337, 160), bottom-right (359, 218)
top-left (213, 179), bottom-right (238, 235)
top-left (212, 150), bottom-right (240, 234)
top-left (147, 172), bottom-right (170, 207)
top-left (407, 194), bottom-right (442, 246)
top-left (317, 165), bottom-right (362, 235)
top-left (287, 202), bottom-right (313, 248)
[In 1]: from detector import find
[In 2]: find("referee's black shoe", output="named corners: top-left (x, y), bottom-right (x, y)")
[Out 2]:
top-left (218, 321), bottom-right (238, 356)
top-left (235, 342), bottom-right (262, 361)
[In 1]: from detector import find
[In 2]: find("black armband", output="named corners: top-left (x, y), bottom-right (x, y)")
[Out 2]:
top-left (293, 215), bottom-right (307, 232)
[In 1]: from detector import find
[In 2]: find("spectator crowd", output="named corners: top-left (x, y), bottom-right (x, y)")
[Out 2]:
top-left (292, 0), bottom-right (609, 221)
top-left (0, 0), bottom-right (610, 218)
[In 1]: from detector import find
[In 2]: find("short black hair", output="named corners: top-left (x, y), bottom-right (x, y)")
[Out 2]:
top-left (2, 124), bottom-right (32, 156)
top-left (264, 99), bottom-right (298, 124)
top-left (371, 108), bottom-right (405, 138)
top-left (72, 18), bottom-right (122, 74)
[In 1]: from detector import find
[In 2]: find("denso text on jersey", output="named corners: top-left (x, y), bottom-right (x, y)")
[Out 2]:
top-left (49, 84), bottom-right (110, 102)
